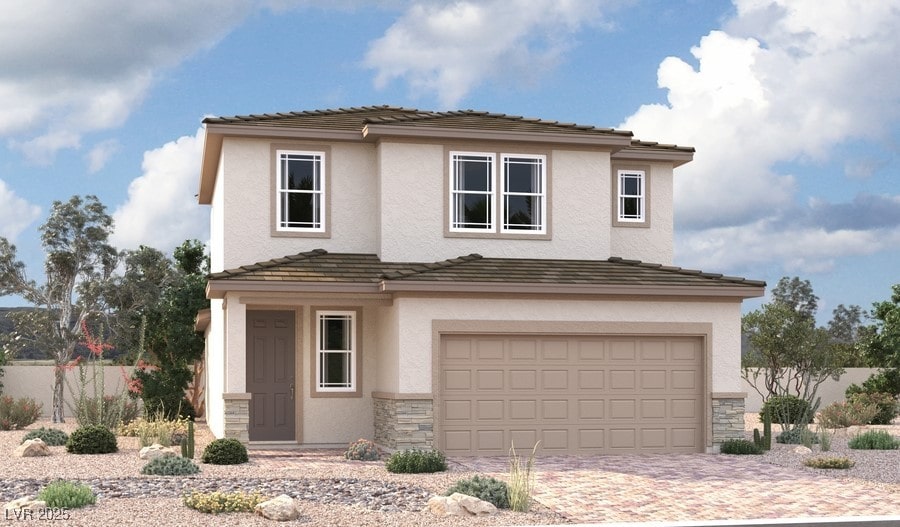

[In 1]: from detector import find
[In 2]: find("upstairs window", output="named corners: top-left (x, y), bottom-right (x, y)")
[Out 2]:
top-left (501, 155), bottom-right (546, 233)
top-left (315, 311), bottom-right (356, 392)
top-left (450, 152), bottom-right (495, 231)
top-left (277, 150), bottom-right (325, 231)
top-left (617, 169), bottom-right (645, 223)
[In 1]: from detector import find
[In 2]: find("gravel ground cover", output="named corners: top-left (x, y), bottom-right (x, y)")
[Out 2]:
top-left (1, 420), bottom-right (568, 526)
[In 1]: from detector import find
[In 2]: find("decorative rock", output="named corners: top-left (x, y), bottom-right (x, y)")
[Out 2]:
top-left (425, 493), bottom-right (498, 516)
top-left (255, 494), bottom-right (300, 521)
top-left (139, 443), bottom-right (178, 460)
top-left (14, 439), bottom-right (51, 457)
top-left (793, 446), bottom-right (813, 455)
top-left (4, 496), bottom-right (47, 511)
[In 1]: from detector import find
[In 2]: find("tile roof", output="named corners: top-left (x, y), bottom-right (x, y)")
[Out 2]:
top-left (208, 250), bottom-right (764, 292)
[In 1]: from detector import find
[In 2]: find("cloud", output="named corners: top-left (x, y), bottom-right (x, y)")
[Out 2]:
top-left (844, 157), bottom-right (889, 180)
top-left (110, 129), bottom-right (207, 252)
top-left (85, 140), bottom-right (121, 174)
top-left (0, 1), bottom-right (254, 159)
top-left (363, 0), bottom-right (618, 107)
top-left (0, 181), bottom-right (41, 241)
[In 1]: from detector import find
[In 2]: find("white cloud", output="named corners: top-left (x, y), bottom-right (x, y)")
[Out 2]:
top-left (364, 0), bottom-right (618, 107)
top-left (110, 129), bottom-right (207, 252)
top-left (0, 181), bottom-right (41, 241)
top-left (0, 1), bottom-right (254, 158)
top-left (85, 140), bottom-right (121, 174)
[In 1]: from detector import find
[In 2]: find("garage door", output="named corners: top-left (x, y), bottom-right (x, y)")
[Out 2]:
top-left (439, 335), bottom-right (704, 456)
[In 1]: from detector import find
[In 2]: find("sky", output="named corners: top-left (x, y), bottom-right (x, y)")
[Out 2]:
top-left (0, 0), bottom-right (898, 324)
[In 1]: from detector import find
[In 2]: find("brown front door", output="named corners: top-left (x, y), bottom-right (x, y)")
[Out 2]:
top-left (247, 310), bottom-right (296, 441)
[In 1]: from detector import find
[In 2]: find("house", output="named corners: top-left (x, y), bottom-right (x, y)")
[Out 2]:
top-left (196, 106), bottom-right (764, 455)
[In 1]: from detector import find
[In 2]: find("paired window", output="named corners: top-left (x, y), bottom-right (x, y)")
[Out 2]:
top-left (315, 311), bottom-right (356, 393)
top-left (277, 150), bottom-right (325, 231)
top-left (450, 151), bottom-right (546, 234)
top-left (617, 169), bottom-right (645, 223)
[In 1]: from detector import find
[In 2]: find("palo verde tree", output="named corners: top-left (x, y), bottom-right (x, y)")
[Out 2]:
top-left (0, 195), bottom-right (118, 422)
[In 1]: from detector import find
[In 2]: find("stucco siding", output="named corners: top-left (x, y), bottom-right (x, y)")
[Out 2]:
top-left (206, 299), bottom-right (225, 437)
top-left (375, 304), bottom-right (401, 394)
top-left (392, 296), bottom-right (743, 394)
top-left (610, 162), bottom-right (674, 264)
top-left (210, 151), bottom-right (225, 273)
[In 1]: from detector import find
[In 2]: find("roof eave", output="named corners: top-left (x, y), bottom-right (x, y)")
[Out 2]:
top-left (362, 124), bottom-right (634, 148)
top-left (380, 280), bottom-right (765, 298)
top-left (206, 279), bottom-right (381, 299)
top-left (612, 147), bottom-right (695, 167)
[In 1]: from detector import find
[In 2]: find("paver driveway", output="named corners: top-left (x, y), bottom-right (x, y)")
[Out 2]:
top-left (454, 454), bottom-right (900, 523)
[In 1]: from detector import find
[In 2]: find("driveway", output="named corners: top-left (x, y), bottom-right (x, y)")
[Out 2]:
top-left (454, 454), bottom-right (900, 523)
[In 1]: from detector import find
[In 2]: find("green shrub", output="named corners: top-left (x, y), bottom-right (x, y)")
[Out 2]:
top-left (201, 438), bottom-right (248, 465)
top-left (385, 449), bottom-right (447, 474)
top-left (183, 490), bottom-right (267, 514)
top-left (848, 430), bottom-right (900, 450)
top-left (446, 475), bottom-right (509, 509)
top-left (22, 427), bottom-right (69, 446)
top-left (848, 392), bottom-right (899, 425)
top-left (803, 456), bottom-right (854, 469)
top-left (760, 395), bottom-right (812, 426)
top-left (71, 395), bottom-right (140, 430)
top-left (776, 427), bottom-right (820, 445)
top-left (141, 456), bottom-right (200, 476)
top-left (118, 414), bottom-right (189, 447)
top-left (66, 425), bottom-right (118, 454)
top-left (818, 399), bottom-right (879, 428)
top-left (0, 396), bottom-right (42, 430)
top-left (37, 480), bottom-right (96, 509)
top-left (345, 438), bottom-right (380, 461)
top-left (720, 439), bottom-right (763, 455)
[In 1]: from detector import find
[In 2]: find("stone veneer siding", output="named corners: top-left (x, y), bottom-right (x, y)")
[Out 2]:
top-left (223, 393), bottom-right (251, 443)
top-left (373, 395), bottom-right (433, 450)
top-left (712, 397), bottom-right (746, 445)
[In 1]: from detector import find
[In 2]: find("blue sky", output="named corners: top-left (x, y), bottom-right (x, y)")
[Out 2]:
top-left (1, 0), bottom-right (898, 324)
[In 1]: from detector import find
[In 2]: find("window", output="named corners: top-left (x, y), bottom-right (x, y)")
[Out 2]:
top-left (617, 169), bottom-right (645, 222)
top-left (450, 153), bottom-right (495, 231)
top-left (449, 151), bottom-right (547, 235)
top-left (277, 150), bottom-right (324, 231)
top-left (502, 155), bottom-right (545, 233)
top-left (315, 311), bottom-right (356, 392)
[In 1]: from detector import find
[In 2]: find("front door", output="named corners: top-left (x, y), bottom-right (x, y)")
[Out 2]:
top-left (247, 310), bottom-right (296, 441)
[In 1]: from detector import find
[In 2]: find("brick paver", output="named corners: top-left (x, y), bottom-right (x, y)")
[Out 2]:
top-left (456, 454), bottom-right (900, 523)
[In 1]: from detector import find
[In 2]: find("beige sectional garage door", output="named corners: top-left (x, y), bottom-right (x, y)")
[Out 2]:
top-left (439, 335), bottom-right (704, 456)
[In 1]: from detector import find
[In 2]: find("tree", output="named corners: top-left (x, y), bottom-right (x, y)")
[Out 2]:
top-left (827, 304), bottom-right (872, 367)
top-left (0, 195), bottom-right (118, 422)
top-left (855, 284), bottom-right (900, 395)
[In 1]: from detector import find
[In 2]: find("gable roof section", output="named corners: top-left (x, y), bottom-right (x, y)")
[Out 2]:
top-left (206, 250), bottom-right (765, 299)
top-left (199, 105), bottom-right (694, 203)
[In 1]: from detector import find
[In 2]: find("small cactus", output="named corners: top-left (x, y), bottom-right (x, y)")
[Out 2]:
top-left (344, 438), bottom-right (380, 461)
top-left (753, 428), bottom-right (762, 448)
top-left (762, 410), bottom-right (772, 450)
top-left (181, 420), bottom-right (195, 459)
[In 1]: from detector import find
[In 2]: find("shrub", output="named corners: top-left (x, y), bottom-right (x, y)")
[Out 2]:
top-left (446, 475), bottom-right (509, 509)
top-left (22, 427), bottom-right (69, 446)
top-left (818, 399), bottom-right (879, 428)
top-left (183, 490), bottom-right (267, 514)
top-left (720, 439), bottom-right (763, 455)
top-left (776, 427), bottom-right (820, 445)
top-left (385, 449), bottom-right (447, 474)
top-left (71, 395), bottom-right (140, 430)
top-left (141, 456), bottom-right (200, 476)
top-left (804, 456), bottom-right (854, 469)
top-left (508, 442), bottom-right (538, 513)
top-left (118, 414), bottom-right (189, 447)
top-left (848, 430), bottom-right (900, 450)
top-left (37, 480), bottom-right (96, 509)
top-left (848, 392), bottom-right (899, 425)
top-left (201, 438), bottom-right (248, 465)
top-left (66, 425), bottom-right (118, 454)
top-left (345, 438), bottom-right (380, 461)
top-left (760, 395), bottom-right (812, 426)
top-left (0, 396), bottom-right (42, 430)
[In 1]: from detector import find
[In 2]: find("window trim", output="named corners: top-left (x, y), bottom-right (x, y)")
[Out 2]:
top-left (270, 144), bottom-right (332, 239)
top-left (310, 308), bottom-right (362, 398)
top-left (611, 164), bottom-right (651, 228)
top-left (449, 151), bottom-right (497, 233)
top-left (500, 153), bottom-right (547, 234)
top-left (445, 147), bottom-right (551, 239)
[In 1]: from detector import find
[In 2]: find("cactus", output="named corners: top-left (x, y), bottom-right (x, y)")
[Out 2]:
top-left (762, 409), bottom-right (772, 450)
top-left (753, 428), bottom-right (762, 448)
top-left (181, 420), bottom-right (195, 459)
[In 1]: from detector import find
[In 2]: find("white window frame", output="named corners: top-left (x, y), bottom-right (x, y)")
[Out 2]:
top-left (617, 169), bottom-right (645, 223)
top-left (500, 154), bottom-right (546, 234)
top-left (315, 310), bottom-right (356, 393)
top-left (449, 151), bottom-right (496, 232)
top-left (276, 150), bottom-right (325, 232)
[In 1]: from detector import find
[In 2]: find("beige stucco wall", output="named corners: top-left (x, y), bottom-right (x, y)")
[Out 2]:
top-left (210, 150), bottom-right (226, 272)
top-left (375, 304), bottom-right (401, 394)
top-left (610, 162), bottom-right (675, 265)
top-left (205, 299), bottom-right (225, 437)
top-left (3, 364), bottom-right (134, 419)
top-left (742, 368), bottom-right (879, 412)
top-left (384, 296), bottom-right (744, 394)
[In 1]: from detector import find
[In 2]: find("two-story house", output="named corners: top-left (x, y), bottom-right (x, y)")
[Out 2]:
top-left (196, 106), bottom-right (764, 455)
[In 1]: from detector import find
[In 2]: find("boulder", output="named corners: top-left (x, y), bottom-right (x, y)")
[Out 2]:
top-left (139, 443), bottom-right (178, 460)
top-left (255, 494), bottom-right (300, 521)
top-left (14, 439), bottom-right (51, 457)
top-left (4, 496), bottom-right (47, 511)
top-left (425, 493), bottom-right (498, 517)
top-left (793, 446), bottom-right (813, 455)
